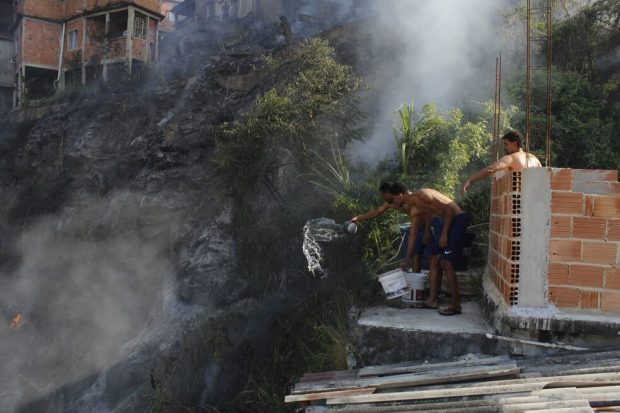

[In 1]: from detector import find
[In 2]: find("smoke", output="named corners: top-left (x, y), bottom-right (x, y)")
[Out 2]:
top-left (0, 191), bottom-right (182, 411)
top-left (349, 0), bottom-right (512, 164)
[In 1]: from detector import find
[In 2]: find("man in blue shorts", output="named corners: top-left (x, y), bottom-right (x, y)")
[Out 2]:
top-left (390, 184), bottom-right (468, 315)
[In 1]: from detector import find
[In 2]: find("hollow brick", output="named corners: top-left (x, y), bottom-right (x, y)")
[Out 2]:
top-left (549, 239), bottom-right (581, 262)
top-left (582, 241), bottom-right (617, 265)
top-left (572, 217), bottom-right (606, 239)
top-left (579, 290), bottom-right (600, 309)
top-left (568, 264), bottom-right (604, 288)
top-left (551, 191), bottom-right (584, 215)
top-left (601, 291), bottom-right (620, 313)
top-left (605, 267), bottom-right (620, 290)
top-left (550, 215), bottom-right (571, 238)
top-left (549, 286), bottom-right (579, 308)
top-left (547, 263), bottom-right (569, 285)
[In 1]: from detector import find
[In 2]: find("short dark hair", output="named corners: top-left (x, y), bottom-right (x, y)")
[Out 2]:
top-left (388, 181), bottom-right (409, 195)
top-left (379, 181), bottom-right (393, 193)
top-left (502, 131), bottom-right (522, 148)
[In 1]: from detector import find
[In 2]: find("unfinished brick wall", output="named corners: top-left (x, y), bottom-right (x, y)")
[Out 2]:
top-left (22, 19), bottom-right (61, 67)
top-left (488, 170), bottom-right (522, 306)
top-left (488, 167), bottom-right (620, 314)
top-left (548, 168), bottom-right (620, 312)
top-left (18, 0), bottom-right (64, 21)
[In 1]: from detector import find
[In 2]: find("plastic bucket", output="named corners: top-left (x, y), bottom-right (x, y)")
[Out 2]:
top-left (401, 272), bottom-right (428, 303)
top-left (377, 269), bottom-right (409, 299)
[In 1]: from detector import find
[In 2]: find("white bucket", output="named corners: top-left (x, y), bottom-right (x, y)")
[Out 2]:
top-left (377, 269), bottom-right (409, 299)
top-left (402, 272), bottom-right (428, 303)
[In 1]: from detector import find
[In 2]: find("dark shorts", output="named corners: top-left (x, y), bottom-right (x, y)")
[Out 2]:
top-left (413, 217), bottom-right (442, 257)
top-left (440, 213), bottom-right (469, 262)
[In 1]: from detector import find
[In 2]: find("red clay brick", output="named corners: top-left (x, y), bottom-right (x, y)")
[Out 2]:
top-left (582, 241), bottom-right (617, 265)
top-left (569, 264), bottom-right (604, 288)
top-left (551, 168), bottom-right (572, 191)
top-left (551, 191), bottom-right (584, 215)
top-left (572, 217), bottom-right (606, 239)
top-left (605, 267), bottom-right (620, 290)
top-left (551, 216), bottom-right (571, 238)
top-left (549, 286), bottom-right (579, 308)
top-left (607, 219), bottom-right (620, 241)
top-left (611, 183), bottom-right (620, 195)
top-left (549, 239), bottom-right (581, 262)
top-left (585, 195), bottom-right (620, 218)
top-left (548, 263), bottom-right (569, 285)
top-left (601, 291), bottom-right (620, 313)
top-left (579, 290), bottom-right (600, 309)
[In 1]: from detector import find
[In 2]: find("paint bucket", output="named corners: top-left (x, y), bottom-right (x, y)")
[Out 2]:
top-left (401, 272), bottom-right (428, 303)
top-left (377, 269), bottom-right (409, 299)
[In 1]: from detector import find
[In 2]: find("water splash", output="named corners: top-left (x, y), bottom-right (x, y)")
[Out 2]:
top-left (302, 218), bottom-right (346, 278)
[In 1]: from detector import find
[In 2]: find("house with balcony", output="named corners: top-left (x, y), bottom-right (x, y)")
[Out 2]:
top-left (11, 0), bottom-right (164, 107)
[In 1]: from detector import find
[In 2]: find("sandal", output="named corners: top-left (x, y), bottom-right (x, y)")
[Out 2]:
top-left (438, 307), bottom-right (462, 316)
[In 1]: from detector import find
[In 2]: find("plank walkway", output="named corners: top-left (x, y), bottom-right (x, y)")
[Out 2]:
top-left (286, 350), bottom-right (620, 412)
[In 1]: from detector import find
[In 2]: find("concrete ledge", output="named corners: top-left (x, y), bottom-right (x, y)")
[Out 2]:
top-left (348, 302), bottom-right (508, 366)
top-left (482, 275), bottom-right (620, 351)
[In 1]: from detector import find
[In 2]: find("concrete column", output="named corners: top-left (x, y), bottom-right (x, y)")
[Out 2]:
top-left (518, 167), bottom-right (551, 307)
top-left (126, 6), bottom-right (135, 79)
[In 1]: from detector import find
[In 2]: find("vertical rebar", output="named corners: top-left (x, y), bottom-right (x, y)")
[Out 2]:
top-left (525, 0), bottom-right (531, 155)
top-left (493, 57), bottom-right (499, 161)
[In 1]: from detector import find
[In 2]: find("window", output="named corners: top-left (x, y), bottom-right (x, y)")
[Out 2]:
top-left (133, 15), bottom-right (146, 39)
top-left (68, 30), bottom-right (78, 49)
top-left (167, 11), bottom-right (175, 22)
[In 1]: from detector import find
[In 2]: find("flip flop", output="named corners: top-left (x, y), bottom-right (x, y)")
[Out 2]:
top-left (420, 302), bottom-right (438, 309)
top-left (439, 307), bottom-right (462, 316)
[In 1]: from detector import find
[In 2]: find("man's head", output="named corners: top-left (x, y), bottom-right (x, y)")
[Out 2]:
top-left (502, 131), bottom-right (522, 154)
top-left (379, 181), bottom-right (393, 202)
top-left (388, 181), bottom-right (410, 208)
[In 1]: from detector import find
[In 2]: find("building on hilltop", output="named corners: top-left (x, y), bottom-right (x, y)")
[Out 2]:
top-left (7, 0), bottom-right (165, 108)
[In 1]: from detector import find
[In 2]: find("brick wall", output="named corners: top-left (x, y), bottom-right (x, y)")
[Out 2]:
top-left (18, 0), bottom-right (64, 21)
top-left (22, 18), bottom-right (61, 68)
top-left (488, 167), bottom-right (620, 314)
top-left (548, 168), bottom-right (620, 312)
top-left (488, 170), bottom-right (522, 306)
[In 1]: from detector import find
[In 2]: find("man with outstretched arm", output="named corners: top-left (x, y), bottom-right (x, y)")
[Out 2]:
top-left (390, 185), bottom-right (468, 316)
top-left (350, 182), bottom-right (439, 275)
top-left (461, 131), bottom-right (542, 195)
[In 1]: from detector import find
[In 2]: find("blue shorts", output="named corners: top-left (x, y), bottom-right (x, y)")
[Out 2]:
top-left (413, 217), bottom-right (442, 257)
top-left (440, 213), bottom-right (469, 262)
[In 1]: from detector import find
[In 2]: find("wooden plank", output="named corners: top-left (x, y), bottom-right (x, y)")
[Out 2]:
top-left (357, 356), bottom-right (510, 377)
top-left (293, 363), bottom-right (519, 393)
top-left (299, 369), bottom-right (360, 383)
top-left (284, 387), bottom-right (375, 403)
top-left (501, 399), bottom-right (591, 412)
top-left (524, 407), bottom-right (594, 413)
top-left (325, 372), bottom-right (620, 405)
top-left (326, 382), bottom-right (547, 405)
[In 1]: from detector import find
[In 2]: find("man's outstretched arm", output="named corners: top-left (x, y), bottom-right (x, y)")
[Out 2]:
top-left (461, 155), bottom-right (513, 195)
top-left (351, 203), bottom-right (391, 223)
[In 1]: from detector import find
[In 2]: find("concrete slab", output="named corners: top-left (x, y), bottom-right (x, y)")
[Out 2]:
top-left (349, 301), bottom-right (509, 366)
top-left (357, 302), bottom-right (489, 334)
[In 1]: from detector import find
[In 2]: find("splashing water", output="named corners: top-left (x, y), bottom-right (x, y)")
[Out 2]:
top-left (302, 218), bottom-right (346, 278)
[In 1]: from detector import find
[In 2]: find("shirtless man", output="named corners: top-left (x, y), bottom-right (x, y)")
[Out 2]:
top-left (351, 182), bottom-right (440, 283)
top-left (461, 131), bottom-right (542, 195)
top-left (390, 185), bottom-right (468, 315)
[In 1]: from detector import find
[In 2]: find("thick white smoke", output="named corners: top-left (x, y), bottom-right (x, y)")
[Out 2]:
top-left (350, 0), bottom-right (513, 164)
